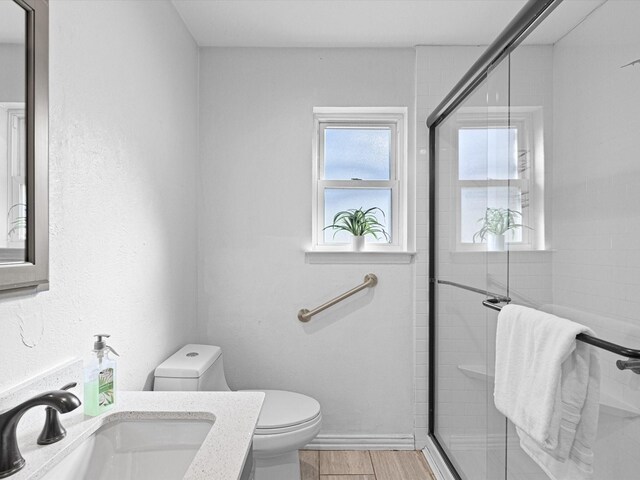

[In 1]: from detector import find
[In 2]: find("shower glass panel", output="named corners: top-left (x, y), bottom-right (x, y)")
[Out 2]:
top-left (502, 41), bottom-right (554, 480)
top-left (483, 55), bottom-right (510, 480)
top-left (430, 1), bottom-right (640, 479)
top-left (529, 2), bottom-right (640, 478)
top-left (433, 76), bottom-right (490, 480)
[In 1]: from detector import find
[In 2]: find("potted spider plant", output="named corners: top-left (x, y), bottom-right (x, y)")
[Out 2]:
top-left (324, 207), bottom-right (390, 251)
top-left (472, 207), bottom-right (527, 251)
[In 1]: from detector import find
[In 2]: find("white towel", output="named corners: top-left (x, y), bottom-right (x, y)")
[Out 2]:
top-left (494, 304), bottom-right (600, 480)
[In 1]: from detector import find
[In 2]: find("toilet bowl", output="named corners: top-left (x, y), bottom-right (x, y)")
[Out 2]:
top-left (153, 344), bottom-right (321, 480)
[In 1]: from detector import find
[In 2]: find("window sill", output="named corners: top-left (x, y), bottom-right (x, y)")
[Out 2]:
top-left (305, 250), bottom-right (416, 264)
top-left (450, 248), bottom-right (553, 254)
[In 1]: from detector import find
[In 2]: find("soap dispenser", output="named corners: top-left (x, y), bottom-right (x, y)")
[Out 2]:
top-left (84, 334), bottom-right (119, 416)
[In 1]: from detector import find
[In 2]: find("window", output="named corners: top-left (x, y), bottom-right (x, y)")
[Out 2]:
top-left (454, 109), bottom-right (544, 251)
top-left (312, 107), bottom-right (408, 252)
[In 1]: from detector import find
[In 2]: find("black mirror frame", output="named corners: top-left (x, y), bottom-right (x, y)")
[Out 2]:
top-left (1, 0), bottom-right (49, 292)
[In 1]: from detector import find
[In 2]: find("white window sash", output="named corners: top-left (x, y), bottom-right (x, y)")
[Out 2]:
top-left (455, 178), bottom-right (532, 249)
top-left (453, 109), bottom-right (541, 252)
top-left (318, 181), bottom-right (400, 247)
top-left (318, 122), bottom-right (397, 182)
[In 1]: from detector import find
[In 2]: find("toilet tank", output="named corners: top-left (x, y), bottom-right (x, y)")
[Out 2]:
top-left (153, 344), bottom-right (231, 392)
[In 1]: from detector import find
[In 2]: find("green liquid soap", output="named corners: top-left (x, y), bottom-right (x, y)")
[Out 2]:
top-left (84, 334), bottom-right (119, 416)
top-left (83, 378), bottom-right (99, 416)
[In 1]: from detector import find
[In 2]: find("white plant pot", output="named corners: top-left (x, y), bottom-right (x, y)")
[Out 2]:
top-left (487, 234), bottom-right (505, 252)
top-left (352, 235), bottom-right (365, 251)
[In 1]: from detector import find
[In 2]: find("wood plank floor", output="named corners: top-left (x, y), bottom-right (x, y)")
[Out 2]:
top-left (300, 450), bottom-right (435, 480)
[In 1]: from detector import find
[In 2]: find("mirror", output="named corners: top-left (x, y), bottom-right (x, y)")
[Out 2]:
top-left (0, 0), bottom-right (48, 291)
top-left (0, 1), bottom-right (27, 262)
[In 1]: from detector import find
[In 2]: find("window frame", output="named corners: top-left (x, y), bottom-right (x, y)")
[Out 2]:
top-left (311, 107), bottom-right (408, 252)
top-left (453, 108), bottom-right (545, 252)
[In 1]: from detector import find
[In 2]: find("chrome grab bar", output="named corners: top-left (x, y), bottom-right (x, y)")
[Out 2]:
top-left (298, 274), bottom-right (378, 322)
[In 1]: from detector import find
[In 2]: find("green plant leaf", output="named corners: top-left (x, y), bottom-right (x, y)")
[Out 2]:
top-left (323, 206), bottom-right (390, 242)
top-left (472, 207), bottom-right (531, 242)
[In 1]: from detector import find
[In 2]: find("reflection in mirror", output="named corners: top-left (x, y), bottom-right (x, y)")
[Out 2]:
top-left (0, 0), bottom-right (26, 264)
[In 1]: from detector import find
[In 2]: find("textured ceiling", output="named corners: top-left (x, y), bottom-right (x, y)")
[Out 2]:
top-left (172, 0), bottom-right (607, 48)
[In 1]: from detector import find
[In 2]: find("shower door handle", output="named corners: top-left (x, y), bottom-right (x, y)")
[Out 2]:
top-left (482, 298), bottom-right (507, 311)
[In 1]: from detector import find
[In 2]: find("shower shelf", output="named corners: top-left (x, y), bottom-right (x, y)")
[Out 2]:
top-left (457, 364), bottom-right (640, 419)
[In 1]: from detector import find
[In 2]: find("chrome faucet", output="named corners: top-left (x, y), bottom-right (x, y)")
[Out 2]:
top-left (0, 387), bottom-right (81, 478)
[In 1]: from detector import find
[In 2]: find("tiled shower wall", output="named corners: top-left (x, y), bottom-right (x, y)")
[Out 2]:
top-left (550, 2), bottom-right (640, 477)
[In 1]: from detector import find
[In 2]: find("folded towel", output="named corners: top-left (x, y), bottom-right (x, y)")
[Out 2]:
top-left (494, 304), bottom-right (600, 479)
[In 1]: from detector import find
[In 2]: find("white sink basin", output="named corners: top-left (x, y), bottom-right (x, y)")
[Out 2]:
top-left (41, 418), bottom-right (214, 480)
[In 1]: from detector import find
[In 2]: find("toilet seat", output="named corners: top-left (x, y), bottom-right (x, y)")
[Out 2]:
top-left (241, 390), bottom-right (322, 459)
top-left (252, 412), bottom-right (322, 458)
top-left (243, 390), bottom-right (321, 430)
top-left (255, 411), bottom-right (322, 435)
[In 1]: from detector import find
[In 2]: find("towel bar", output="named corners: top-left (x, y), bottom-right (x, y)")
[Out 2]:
top-left (436, 279), bottom-right (640, 372)
top-left (481, 299), bottom-right (640, 373)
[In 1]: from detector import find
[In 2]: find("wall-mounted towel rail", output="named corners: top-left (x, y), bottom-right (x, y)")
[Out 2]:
top-left (298, 274), bottom-right (378, 322)
top-left (437, 281), bottom-right (640, 372)
top-left (481, 299), bottom-right (640, 373)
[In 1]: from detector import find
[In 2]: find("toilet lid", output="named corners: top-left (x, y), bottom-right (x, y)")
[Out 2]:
top-left (246, 390), bottom-right (321, 430)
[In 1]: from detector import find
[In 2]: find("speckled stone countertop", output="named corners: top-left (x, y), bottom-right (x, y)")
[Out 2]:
top-left (13, 390), bottom-right (265, 480)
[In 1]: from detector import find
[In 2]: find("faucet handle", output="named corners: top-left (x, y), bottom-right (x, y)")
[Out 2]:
top-left (36, 382), bottom-right (78, 446)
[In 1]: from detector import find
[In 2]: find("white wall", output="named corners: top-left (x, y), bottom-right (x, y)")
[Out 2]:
top-left (0, 44), bottom-right (24, 102)
top-left (198, 47), bottom-right (416, 440)
top-left (0, 0), bottom-right (199, 392)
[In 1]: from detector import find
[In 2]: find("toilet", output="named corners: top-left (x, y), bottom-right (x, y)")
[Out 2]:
top-left (153, 344), bottom-right (322, 480)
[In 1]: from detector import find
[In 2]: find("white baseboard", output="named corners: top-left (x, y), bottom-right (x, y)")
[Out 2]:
top-left (307, 434), bottom-right (415, 450)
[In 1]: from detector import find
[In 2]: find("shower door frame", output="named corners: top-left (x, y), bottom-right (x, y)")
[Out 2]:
top-left (426, 1), bottom-right (563, 478)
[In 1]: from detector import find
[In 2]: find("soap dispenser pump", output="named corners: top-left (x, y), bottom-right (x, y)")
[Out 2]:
top-left (84, 334), bottom-right (119, 416)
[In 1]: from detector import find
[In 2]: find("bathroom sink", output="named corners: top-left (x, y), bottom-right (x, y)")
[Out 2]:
top-left (40, 418), bottom-right (214, 480)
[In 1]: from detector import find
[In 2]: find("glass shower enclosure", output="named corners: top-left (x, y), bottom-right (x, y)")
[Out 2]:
top-left (427, 1), bottom-right (640, 479)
